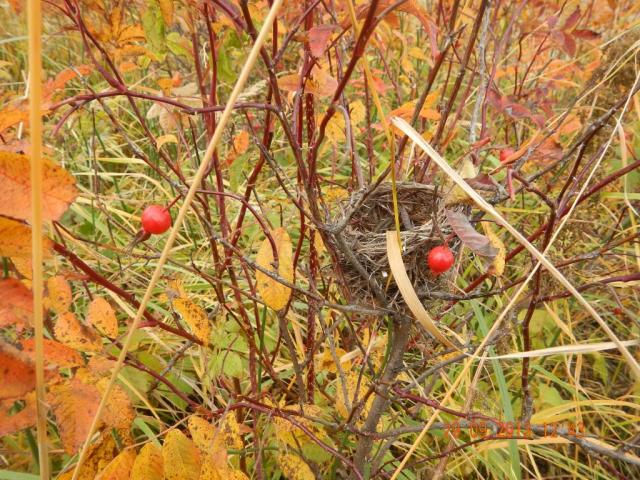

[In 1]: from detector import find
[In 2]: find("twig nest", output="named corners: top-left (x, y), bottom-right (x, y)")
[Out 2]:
top-left (330, 182), bottom-right (457, 307)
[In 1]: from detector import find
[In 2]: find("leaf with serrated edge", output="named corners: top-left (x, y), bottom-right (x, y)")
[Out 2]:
top-left (54, 311), bottom-right (102, 352)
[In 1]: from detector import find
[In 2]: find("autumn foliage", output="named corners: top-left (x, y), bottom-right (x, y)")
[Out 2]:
top-left (1, 0), bottom-right (640, 479)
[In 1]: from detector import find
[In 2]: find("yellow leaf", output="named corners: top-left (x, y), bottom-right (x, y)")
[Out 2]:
top-left (336, 371), bottom-right (373, 422)
top-left (0, 216), bottom-right (52, 259)
top-left (58, 433), bottom-right (119, 480)
top-left (316, 348), bottom-right (351, 374)
top-left (47, 275), bottom-right (72, 314)
top-left (0, 151), bottom-right (78, 222)
top-left (255, 228), bottom-right (294, 311)
top-left (157, 134), bottom-right (178, 149)
top-left (96, 449), bottom-right (136, 480)
top-left (446, 158), bottom-right (477, 205)
top-left (324, 112), bottom-right (345, 145)
top-left (163, 430), bottom-right (201, 480)
top-left (131, 443), bottom-right (164, 480)
top-left (276, 453), bottom-right (315, 480)
top-left (219, 414), bottom-right (243, 450)
top-left (482, 224), bottom-right (506, 276)
top-left (96, 377), bottom-right (135, 429)
top-left (54, 311), bottom-right (102, 352)
top-left (49, 378), bottom-right (102, 454)
top-left (273, 404), bottom-right (329, 450)
top-left (172, 297), bottom-right (210, 344)
top-left (349, 100), bottom-right (366, 125)
top-left (88, 297), bottom-right (119, 337)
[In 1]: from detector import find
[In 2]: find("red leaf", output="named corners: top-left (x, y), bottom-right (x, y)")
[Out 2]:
top-left (445, 210), bottom-right (498, 258)
top-left (307, 25), bottom-right (335, 58)
top-left (572, 29), bottom-right (600, 40)
top-left (562, 8), bottom-right (581, 31)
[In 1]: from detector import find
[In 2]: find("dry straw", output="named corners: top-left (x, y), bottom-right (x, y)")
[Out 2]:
top-left (27, 0), bottom-right (50, 476)
top-left (70, 0), bottom-right (286, 477)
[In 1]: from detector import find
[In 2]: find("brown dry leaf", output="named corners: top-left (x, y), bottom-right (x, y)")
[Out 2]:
top-left (255, 228), bottom-right (294, 311)
top-left (0, 340), bottom-right (35, 400)
top-left (54, 311), bottom-right (103, 352)
top-left (21, 338), bottom-right (83, 368)
top-left (482, 224), bottom-right (506, 276)
top-left (162, 429), bottom-right (201, 480)
top-left (276, 453), bottom-right (316, 480)
top-left (96, 449), bottom-right (137, 480)
top-left (49, 377), bottom-right (102, 454)
top-left (0, 391), bottom-right (36, 435)
top-left (172, 297), bottom-right (210, 345)
top-left (0, 216), bottom-right (53, 258)
top-left (445, 209), bottom-right (499, 258)
top-left (0, 278), bottom-right (33, 329)
top-left (131, 443), bottom-right (164, 480)
top-left (0, 151), bottom-right (78, 222)
top-left (47, 275), bottom-right (73, 314)
top-left (88, 297), bottom-right (119, 337)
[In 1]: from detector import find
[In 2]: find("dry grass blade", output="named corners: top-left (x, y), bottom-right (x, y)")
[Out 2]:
top-left (391, 115), bottom-right (640, 381)
top-left (385, 231), bottom-right (459, 349)
top-left (69, 1), bottom-right (286, 477)
top-left (27, 0), bottom-right (49, 475)
top-left (486, 339), bottom-right (640, 360)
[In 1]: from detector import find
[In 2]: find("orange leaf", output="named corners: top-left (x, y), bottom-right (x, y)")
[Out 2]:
top-left (233, 130), bottom-right (250, 155)
top-left (0, 216), bottom-right (53, 259)
top-left (0, 340), bottom-right (35, 400)
top-left (0, 151), bottom-right (79, 222)
top-left (21, 338), bottom-right (84, 368)
top-left (0, 278), bottom-right (33, 329)
top-left (49, 378), bottom-right (102, 454)
top-left (0, 391), bottom-right (36, 435)
top-left (0, 107), bottom-right (29, 134)
top-left (54, 311), bottom-right (103, 352)
top-left (88, 297), bottom-right (119, 337)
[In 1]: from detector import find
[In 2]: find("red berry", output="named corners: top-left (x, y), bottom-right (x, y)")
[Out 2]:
top-left (141, 205), bottom-right (171, 234)
top-left (499, 148), bottom-right (515, 164)
top-left (427, 245), bottom-right (455, 274)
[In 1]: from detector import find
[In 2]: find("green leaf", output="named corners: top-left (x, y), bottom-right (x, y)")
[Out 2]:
top-left (142, 0), bottom-right (167, 56)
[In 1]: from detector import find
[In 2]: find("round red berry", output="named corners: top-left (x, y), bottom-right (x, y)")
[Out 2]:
top-left (427, 245), bottom-right (455, 274)
top-left (141, 205), bottom-right (172, 234)
top-left (499, 148), bottom-right (515, 164)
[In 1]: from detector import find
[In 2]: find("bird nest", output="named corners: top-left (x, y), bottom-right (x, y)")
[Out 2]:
top-left (329, 182), bottom-right (455, 308)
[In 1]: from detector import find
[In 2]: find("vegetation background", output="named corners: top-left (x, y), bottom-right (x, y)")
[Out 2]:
top-left (0, 0), bottom-right (639, 479)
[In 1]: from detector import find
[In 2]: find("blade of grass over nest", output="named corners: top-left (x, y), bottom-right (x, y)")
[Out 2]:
top-left (27, 0), bottom-right (49, 475)
top-left (385, 231), bottom-right (460, 350)
top-left (69, 2), bottom-right (286, 478)
top-left (390, 115), bottom-right (640, 381)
